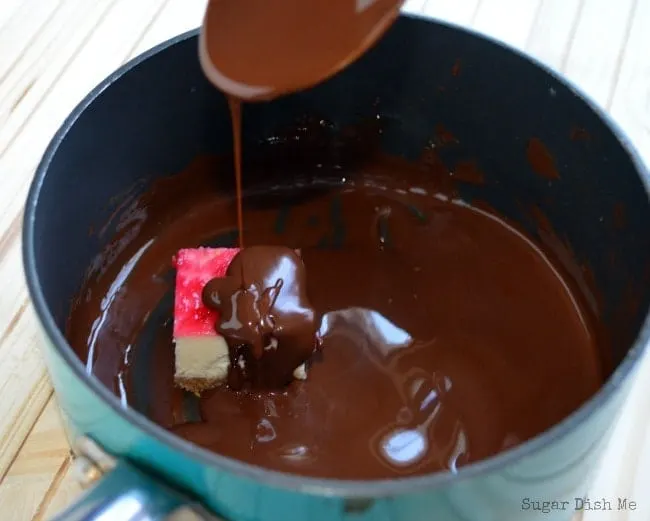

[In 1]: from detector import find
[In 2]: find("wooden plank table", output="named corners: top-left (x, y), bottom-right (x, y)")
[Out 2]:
top-left (0, 0), bottom-right (648, 519)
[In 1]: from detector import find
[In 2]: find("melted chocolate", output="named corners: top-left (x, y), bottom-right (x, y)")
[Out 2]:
top-left (202, 246), bottom-right (321, 389)
top-left (66, 132), bottom-right (604, 478)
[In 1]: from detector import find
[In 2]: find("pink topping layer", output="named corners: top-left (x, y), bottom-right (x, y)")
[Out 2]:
top-left (173, 247), bottom-right (239, 338)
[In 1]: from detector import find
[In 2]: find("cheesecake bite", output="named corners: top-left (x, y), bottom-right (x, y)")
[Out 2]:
top-left (173, 245), bottom-right (320, 393)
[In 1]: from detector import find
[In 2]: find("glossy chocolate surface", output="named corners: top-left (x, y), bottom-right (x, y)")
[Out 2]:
top-left (67, 125), bottom-right (604, 478)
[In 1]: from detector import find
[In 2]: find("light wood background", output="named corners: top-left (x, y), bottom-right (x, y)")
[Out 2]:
top-left (0, 0), bottom-right (648, 520)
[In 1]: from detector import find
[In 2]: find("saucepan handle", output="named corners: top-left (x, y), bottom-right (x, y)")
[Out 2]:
top-left (50, 438), bottom-right (222, 521)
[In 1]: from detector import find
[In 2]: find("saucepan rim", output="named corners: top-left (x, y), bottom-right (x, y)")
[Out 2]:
top-left (22, 14), bottom-right (650, 498)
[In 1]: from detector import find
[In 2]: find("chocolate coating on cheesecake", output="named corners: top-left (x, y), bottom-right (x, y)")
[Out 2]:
top-left (202, 246), bottom-right (321, 389)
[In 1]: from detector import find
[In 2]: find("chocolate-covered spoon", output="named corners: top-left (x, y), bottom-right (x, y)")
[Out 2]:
top-left (199, 0), bottom-right (404, 101)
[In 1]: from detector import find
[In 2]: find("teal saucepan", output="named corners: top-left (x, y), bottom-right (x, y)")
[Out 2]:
top-left (22, 14), bottom-right (650, 521)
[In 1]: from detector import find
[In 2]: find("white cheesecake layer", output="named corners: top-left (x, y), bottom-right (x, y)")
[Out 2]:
top-left (174, 335), bottom-right (230, 383)
top-left (174, 334), bottom-right (309, 392)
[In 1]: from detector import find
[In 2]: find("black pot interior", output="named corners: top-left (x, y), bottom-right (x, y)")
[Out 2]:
top-left (30, 16), bottom-right (650, 415)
